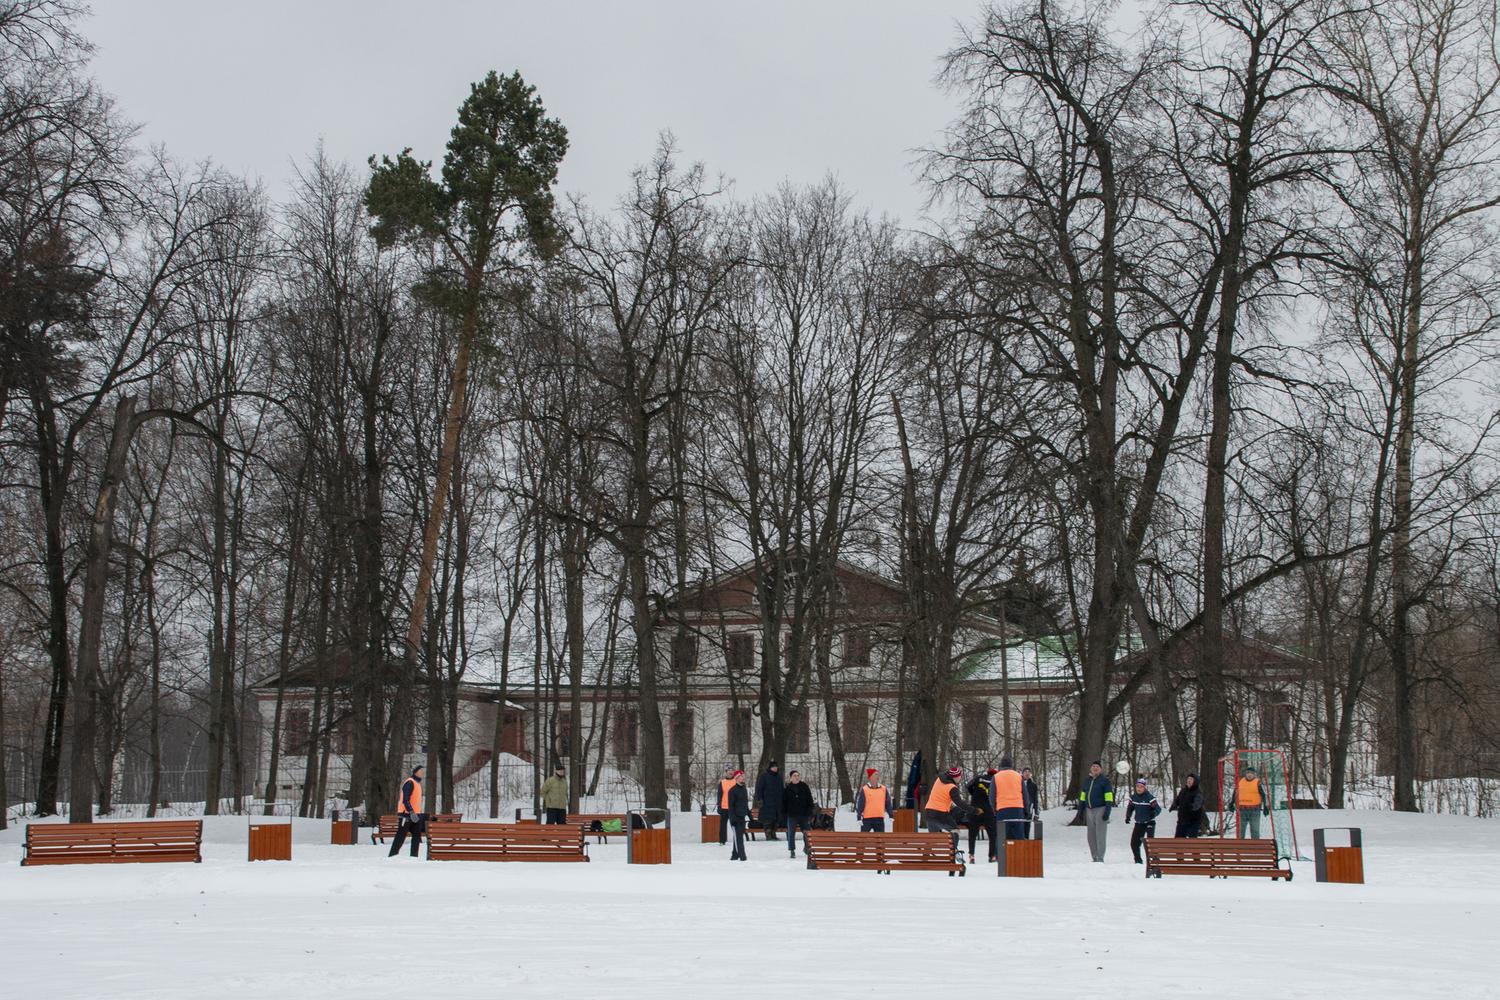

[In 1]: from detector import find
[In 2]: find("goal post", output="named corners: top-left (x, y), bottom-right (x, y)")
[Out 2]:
top-left (1217, 748), bottom-right (1306, 861)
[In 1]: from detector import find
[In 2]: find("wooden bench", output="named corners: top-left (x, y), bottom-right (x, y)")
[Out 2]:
top-left (1144, 837), bottom-right (1292, 880)
top-left (806, 831), bottom-right (965, 876)
top-left (22, 820), bottom-right (203, 866)
top-left (426, 821), bottom-right (589, 862)
top-left (567, 812), bottom-right (630, 843)
top-left (372, 813), bottom-right (461, 844)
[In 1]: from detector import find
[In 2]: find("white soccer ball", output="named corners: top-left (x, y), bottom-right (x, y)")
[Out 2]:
top-left (1115, 760), bottom-right (1130, 775)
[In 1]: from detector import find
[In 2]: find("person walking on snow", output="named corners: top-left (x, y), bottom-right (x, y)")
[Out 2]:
top-left (728, 769), bottom-right (750, 861)
top-left (539, 764), bottom-right (568, 824)
top-left (1169, 773), bottom-right (1204, 838)
top-left (782, 769), bottom-right (816, 857)
top-left (716, 764), bottom-right (736, 845)
top-left (755, 761), bottom-right (784, 841)
top-left (924, 765), bottom-right (969, 860)
top-left (1021, 766), bottom-right (1041, 839)
top-left (388, 765), bottom-right (425, 858)
top-left (1235, 766), bottom-right (1270, 838)
top-left (855, 768), bottom-right (893, 832)
top-left (1125, 777), bottom-right (1161, 864)
top-left (965, 767), bottom-right (998, 862)
top-left (1078, 760), bottom-right (1114, 862)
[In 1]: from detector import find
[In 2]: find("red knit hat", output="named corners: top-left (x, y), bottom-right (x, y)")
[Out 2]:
top-left (732, 769), bottom-right (744, 778)
top-left (986, 767), bottom-right (999, 775)
top-left (866, 768), bottom-right (879, 779)
top-left (946, 766), bottom-right (962, 779)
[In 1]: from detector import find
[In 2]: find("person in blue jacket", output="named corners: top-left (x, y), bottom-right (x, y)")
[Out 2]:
top-left (1078, 760), bottom-right (1114, 862)
top-left (1125, 777), bottom-right (1161, 864)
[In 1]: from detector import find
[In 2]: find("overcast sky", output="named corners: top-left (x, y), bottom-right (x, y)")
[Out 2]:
top-left (85, 1), bottom-right (982, 225)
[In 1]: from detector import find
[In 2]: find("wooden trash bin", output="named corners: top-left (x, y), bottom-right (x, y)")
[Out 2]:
top-left (330, 818), bottom-right (352, 844)
top-left (1315, 827), bottom-right (1364, 884)
top-left (248, 822), bottom-right (292, 862)
top-left (893, 808), bottom-right (917, 833)
top-left (997, 838), bottom-right (1043, 877)
top-left (701, 814), bottom-right (719, 843)
top-left (630, 828), bottom-right (672, 865)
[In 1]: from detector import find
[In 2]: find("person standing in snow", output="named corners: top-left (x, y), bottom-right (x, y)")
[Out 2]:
top-left (539, 764), bottom-right (569, 824)
top-left (1021, 766), bottom-right (1041, 839)
top-left (1125, 777), bottom-right (1161, 864)
top-left (715, 764), bottom-right (736, 845)
top-left (855, 768), bottom-right (893, 832)
top-left (782, 769), bottom-right (816, 857)
top-left (728, 769), bottom-right (750, 861)
top-left (923, 765), bottom-right (969, 860)
top-left (1235, 766), bottom-right (1270, 838)
top-left (1169, 773), bottom-right (1205, 838)
top-left (1078, 760), bottom-right (1114, 862)
top-left (754, 760), bottom-right (784, 841)
top-left (388, 765), bottom-right (425, 858)
top-left (965, 767), bottom-right (998, 862)
top-left (993, 757), bottom-right (1029, 842)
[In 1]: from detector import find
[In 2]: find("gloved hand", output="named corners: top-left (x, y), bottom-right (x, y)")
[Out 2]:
top-left (1262, 807), bottom-right (1270, 817)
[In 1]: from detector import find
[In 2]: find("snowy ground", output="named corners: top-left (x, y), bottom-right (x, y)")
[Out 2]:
top-left (0, 808), bottom-right (1489, 999)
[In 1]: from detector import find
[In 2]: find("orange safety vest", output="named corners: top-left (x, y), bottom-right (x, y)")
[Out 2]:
top-left (862, 785), bottom-right (888, 818)
top-left (993, 769), bottom-right (1024, 810)
top-left (925, 780), bottom-right (954, 812)
top-left (719, 778), bottom-right (736, 809)
top-left (1237, 778), bottom-right (1262, 808)
top-left (398, 776), bottom-right (422, 814)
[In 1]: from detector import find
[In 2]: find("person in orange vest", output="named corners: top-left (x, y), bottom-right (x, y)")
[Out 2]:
top-left (854, 767), bottom-right (893, 832)
top-left (1235, 766), bottom-right (1269, 838)
top-left (727, 769), bottom-right (750, 861)
top-left (716, 764), bottom-right (736, 845)
top-left (923, 765), bottom-right (969, 860)
top-left (388, 765), bottom-right (425, 858)
top-left (993, 757), bottom-right (1029, 841)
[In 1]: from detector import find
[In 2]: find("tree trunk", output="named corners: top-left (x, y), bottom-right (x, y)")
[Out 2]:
top-left (31, 391), bottom-right (69, 817)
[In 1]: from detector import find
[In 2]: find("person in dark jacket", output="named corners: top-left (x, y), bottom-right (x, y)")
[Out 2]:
top-left (388, 765), bottom-right (425, 858)
top-left (754, 761), bottom-right (784, 841)
top-left (1124, 777), bottom-right (1161, 864)
top-left (1078, 760), bottom-right (1114, 862)
top-left (1021, 766), bottom-right (1042, 840)
top-left (965, 768), bottom-right (998, 862)
top-left (1169, 773), bottom-right (1205, 838)
top-left (728, 770), bottom-right (750, 861)
top-left (781, 769), bottom-right (816, 857)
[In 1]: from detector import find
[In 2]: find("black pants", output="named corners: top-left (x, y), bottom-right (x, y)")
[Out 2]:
top-left (760, 811), bottom-right (781, 839)
top-left (860, 817), bottom-right (886, 832)
top-left (968, 813), bottom-right (996, 860)
top-left (388, 814), bottom-right (424, 857)
top-left (1131, 821), bottom-right (1156, 862)
top-left (785, 814), bottom-right (812, 854)
top-left (545, 808), bottom-right (567, 824)
top-left (730, 819), bottom-right (747, 860)
top-left (718, 808), bottom-right (729, 845)
top-left (1174, 817), bottom-right (1201, 838)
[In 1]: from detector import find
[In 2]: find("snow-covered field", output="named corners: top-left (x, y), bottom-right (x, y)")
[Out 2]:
top-left (1, 808), bottom-right (1488, 999)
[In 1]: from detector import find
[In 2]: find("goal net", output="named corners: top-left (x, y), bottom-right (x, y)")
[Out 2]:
top-left (1217, 748), bottom-right (1306, 861)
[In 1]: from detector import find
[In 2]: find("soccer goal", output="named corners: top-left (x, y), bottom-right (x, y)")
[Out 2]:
top-left (1217, 748), bottom-right (1306, 861)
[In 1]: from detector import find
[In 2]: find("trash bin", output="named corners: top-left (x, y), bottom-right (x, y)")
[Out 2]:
top-left (701, 813), bottom-right (719, 843)
top-left (893, 808), bottom-right (917, 833)
top-left (248, 822), bottom-right (292, 861)
top-left (1314, 827), bottom-right (1363, 883)
top-left (329, 808), bottom-right (359, 845)
top-left (630, 828), bottom-right (672, 864)
top-left (995, 819), bottom-right (1044, 877)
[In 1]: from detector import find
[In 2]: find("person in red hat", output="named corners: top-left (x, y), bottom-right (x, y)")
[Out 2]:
top-left (924, 765), bottom-right (971, 860)
top-left (727, 769), bottom-right (750, 861)
top-left (854, 767), bottom-right (893, 832)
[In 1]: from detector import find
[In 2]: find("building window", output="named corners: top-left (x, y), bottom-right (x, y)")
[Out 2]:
top-left (728, 633), bottom-right (755, 677)
top-left (1021, 701), bottom-right (1049, 750)
top-left (613, 708), bottom-right (638, 758)
top-left (1131, 696), bottom-right (1159, 744)
top-left (788, 705), bottom-right (811, 754)
top-left (844, 630), bottom-right (871, 671)
top-left (728, 706), bottom-right (753, 754)
top-left (1260, 692), bottom-right (1293, 744)
top-left (843, 704), bottom-right (871, 753)
top-left (670, 708), bottom-right (694, 757)
top-left (961, 702), bottom-right (989, 751)
top-left (672, 632), bottom-right (698, 675)
top-left (283, 707), bottom-right (310, 753)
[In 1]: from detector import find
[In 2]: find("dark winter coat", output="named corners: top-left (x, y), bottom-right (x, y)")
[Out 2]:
top-left (782, 781), bottom-right (815, 820)
top-left (965, 775), bottom-right (995, 816)
top-left (728, 783), bottom-right (750, 823)
top-left (1169, 778), bottom-right (1205, 824)
top-left (755, 768), bottom-right (784, 823)
top-left (1022, 777), bottom-right (1041, 816)
top-left (1078, 774), bottom-right (1114, 821)
top-left (1125, 788), bottom-right (1161, 825)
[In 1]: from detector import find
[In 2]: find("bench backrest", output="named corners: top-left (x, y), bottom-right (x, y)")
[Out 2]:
top-left (808, 831), bottom-right (957, 864)
top-left (24, 820), bottom-right (203, 865)
top-left (1146, 837), bottom-right (1279, 866)
top-left (427, 821), bottom-right (587, 860)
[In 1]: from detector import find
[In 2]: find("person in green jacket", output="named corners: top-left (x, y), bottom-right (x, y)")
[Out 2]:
top-left (540, 764), bottom-right (569, 824)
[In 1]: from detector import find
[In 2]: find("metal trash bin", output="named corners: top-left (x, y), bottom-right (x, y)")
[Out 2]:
top-left (1314, 827), bottom-right (1363, 883)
